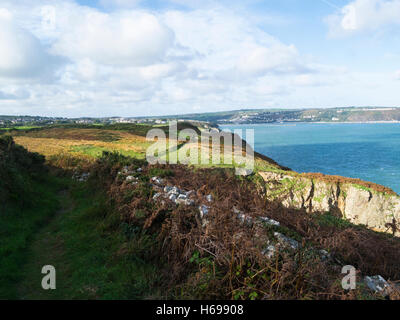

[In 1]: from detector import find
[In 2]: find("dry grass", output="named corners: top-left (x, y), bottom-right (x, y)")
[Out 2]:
top-left (12, 127), bottom-right (281, 175)
top-left (100, 161), bottom-right (400, 300)
top-left (12, 129), bottom-right (152, 161)
top-left (12, 127), bottom-right (120, 141)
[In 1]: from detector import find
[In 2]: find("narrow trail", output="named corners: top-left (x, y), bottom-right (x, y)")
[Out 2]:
top-left (17, 189), bottom-right (74, 300)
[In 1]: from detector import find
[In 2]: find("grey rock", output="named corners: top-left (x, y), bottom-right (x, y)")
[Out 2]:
top-left (237, 213), bottom-right (253, 227)
top-left (206, 194), bottom-right (213, 202)
top-left (259, 171), bottom-right (400, 237)
top-left (274, 232), bottom-right (299, 250)
top-left (164, 186), bottom-right (173, 193)
top-left (236, 168), bottom-right (254, 176)
top-left (262, 244), bottom-right (277, 259)
top-left (262, 234), bottom-right (300, 259)
top-left (151, 176), bottom-right (164, 185)
top-left (169, 194), bottom-right (177, 202)
top-left (259, 216), bottom-right (280, 227)
top-left (153, 193), bottom-right (162, 200)
top-left (364, 275), bottom-right (392, 295)
top-left (233, 207), bottom-right (253, 226)
top-left (175, 197), bottom-right (195, 206)
top-left (319, 249), bottom-right (331, 261)
top-left (199, 205), bottom-right (210, 219)
top-left (169, 186), bottom-right (180, 195)
top-left (175, 198), bottom-right (186, 205)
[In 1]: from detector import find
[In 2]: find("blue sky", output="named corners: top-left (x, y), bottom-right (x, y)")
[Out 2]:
top-left (0, 0), bottom-right (399, 117)
top-left (76, 0), bottom-right (400, 71)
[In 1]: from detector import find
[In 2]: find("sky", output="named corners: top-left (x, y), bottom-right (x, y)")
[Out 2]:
top-left (0, 0), bottom-right (399, 117)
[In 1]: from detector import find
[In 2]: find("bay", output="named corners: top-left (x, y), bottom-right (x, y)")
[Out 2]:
top-left (221, 123), bottom-right (400, 194)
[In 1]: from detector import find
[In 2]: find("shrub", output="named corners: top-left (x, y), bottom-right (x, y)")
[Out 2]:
top-left (0, 136), bottom-right (47, 208)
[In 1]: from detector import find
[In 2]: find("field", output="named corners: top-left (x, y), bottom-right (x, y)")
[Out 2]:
top-left (6, 126), bottom-right (282, 173)
top-left (0, 126), bottom-right (41, 131)
top-left (8, 128), bottom-right (152, 168)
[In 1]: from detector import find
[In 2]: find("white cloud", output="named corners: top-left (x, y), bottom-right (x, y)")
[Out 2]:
top-left (0, 0), bottom-right (398, 116)
top-left (396, 70), bottom-right (400, 79)
top-left (99, 0), bottom-right (142, 9)
top-left (0, 7), bottom-right (12, 19)
top-left (0, 9), bottom-right (57, 78)
top-left (0, 88), bottom-right (30, 100)
top-left (164, 9), bottom-right (311, 79)
top-left (326, 0), bottom-right (400, 36)
top-left (237, 45), bottom-right (304, 76)
top-left (51, 10), bottom-right (175, 67)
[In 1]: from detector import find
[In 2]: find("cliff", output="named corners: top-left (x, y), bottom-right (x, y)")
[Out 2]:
top-left (259, 170), bottom-right (400, 236)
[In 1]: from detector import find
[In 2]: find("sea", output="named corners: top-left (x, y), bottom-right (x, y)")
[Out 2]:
top-left (220, 123), bottom-right (400, 194)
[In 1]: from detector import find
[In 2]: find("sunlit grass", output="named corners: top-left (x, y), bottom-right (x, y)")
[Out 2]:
top-left (11, 127), bottom-right (279, 173)
top-left (12, 128), bottom-right (153, 165)
top-left (0, 126), bottom-right (41, 131)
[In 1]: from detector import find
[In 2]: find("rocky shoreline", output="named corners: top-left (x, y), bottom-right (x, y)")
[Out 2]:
top-left (259, 171), bottom-right (400, 237)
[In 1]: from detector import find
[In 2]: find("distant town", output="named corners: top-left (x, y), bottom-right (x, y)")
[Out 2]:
top-left (1, 107), bottom-right (400, 129)
top-left (0, 115), bottom-right (168, 128)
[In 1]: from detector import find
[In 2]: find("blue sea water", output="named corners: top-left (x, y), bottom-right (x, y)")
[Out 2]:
top-left (220, 123), bottom-right (400, 194)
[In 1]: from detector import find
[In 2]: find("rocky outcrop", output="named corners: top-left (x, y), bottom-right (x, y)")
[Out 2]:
top-left (259, 171), bottom-right (400, 236)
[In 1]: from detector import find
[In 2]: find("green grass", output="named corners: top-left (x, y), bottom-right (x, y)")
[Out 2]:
top-left (1, 137), bottom-right (161, 299)
top-left (17, 181), bottom-right (161, 300)
top-left (10, 122), bottom-right (201, 138)
top-left (0, 126), bottom-right (41, 131)
top-left (70, 145), bottom-right (145, 159)
top-left (351, 184), bottom-right (372, 193)
top-left (314, 212), bottom-right (353, 229)
top-left (0, 175), bottom-right (66, 299)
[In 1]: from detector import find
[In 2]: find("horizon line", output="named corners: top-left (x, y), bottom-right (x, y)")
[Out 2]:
top-left (1, 106), bottom-right (400, 120)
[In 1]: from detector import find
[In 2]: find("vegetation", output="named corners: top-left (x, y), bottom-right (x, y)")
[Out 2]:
top-left (18, 180), bottom-right (161, 299)
top-left (1, 125), bottom-right (400, 300)
top-left (0, 136), bottom-right (65, 298)
top-left (0, 142), bottom-right (161, 299)
top-left (8, 128), bottom-right (152, 168)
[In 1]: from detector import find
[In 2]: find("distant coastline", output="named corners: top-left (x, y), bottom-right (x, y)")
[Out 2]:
top-left (2, 106), bottom-right (400, 128)
top-left (220, 120), bottom-right (400, 126)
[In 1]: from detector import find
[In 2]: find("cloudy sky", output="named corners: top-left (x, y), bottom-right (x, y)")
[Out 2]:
top-left (0, 0), bottom-right (399, 117)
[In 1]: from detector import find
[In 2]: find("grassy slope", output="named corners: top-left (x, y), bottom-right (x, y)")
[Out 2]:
top-left (0, 175), bottom-right (65, 299)
top-left (0, 135), bottom-right (63, 298)
top-left (17, 181), bottom-right (160, 300)
top-left (9, 126), bottom-right (284, 173)
top-left (0, 135), bottom-right (159, 299)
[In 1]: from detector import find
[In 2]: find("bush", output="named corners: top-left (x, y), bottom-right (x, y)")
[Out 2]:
top-left (0, 136), bottom-right (47, 208)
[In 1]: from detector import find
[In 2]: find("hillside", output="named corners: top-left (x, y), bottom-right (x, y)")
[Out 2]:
top-left (2, 107), bottom-right (400, 130)
top-left (1, 124), bottom-right (400, 300)
top-left (179, 107), bottom-right (400, 124)
top-left (0, 136), bottom-right (64, 298)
